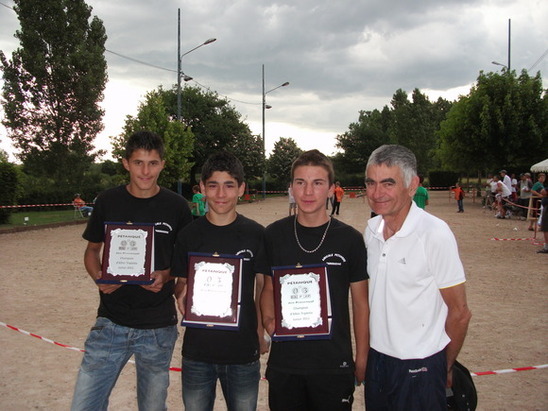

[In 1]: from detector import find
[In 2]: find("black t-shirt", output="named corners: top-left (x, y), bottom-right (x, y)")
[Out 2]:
top-left (265, 216), bottom-right (368, 374)
top-left (171, 214), bottom-right (269, 364)
top-left (83, 185), bottom-right (192, 329)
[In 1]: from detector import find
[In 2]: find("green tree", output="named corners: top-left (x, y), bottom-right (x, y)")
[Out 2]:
top-left (0, 161), bottom-right (20, 224)
top-left (267, 137), bottom-right (303, 188)
top-left (111, 89), bottom-right (194, 190)
top-left (229, 133), bottom-right (263, 181)
top-left (0, 148), bottom-right (9, 163)
top-left (335, 108), bottom-right (391, 173)
top-left (0, 0), bottom-right (107, 190)
top-left (438, 70), bottom-right (547, 173)
top-left (159, 85), bottom-right (256, 183)
top-left (389, 88), bottom-right (443, 175)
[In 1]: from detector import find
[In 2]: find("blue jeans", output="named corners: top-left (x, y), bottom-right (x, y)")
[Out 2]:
top-left (71, 317), bottom-right (178, 411)
top-left (182, 357), bottom-right (260, 411)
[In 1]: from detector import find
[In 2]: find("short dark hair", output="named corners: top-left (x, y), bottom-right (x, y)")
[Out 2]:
top-left (201, 151), bottom-right (245, 186)
top-left (291, 150), bottom-right (334, 185)
top-left (125, 131), bottom-right (165, 160)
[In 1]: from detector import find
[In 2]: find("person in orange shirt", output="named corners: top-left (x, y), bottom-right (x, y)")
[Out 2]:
top-left (331, 181), bottom-right (345, 216)
top-left (452, 183), bottom-right (465, 213)
top-left (73, 194), bottom-right (93, 217)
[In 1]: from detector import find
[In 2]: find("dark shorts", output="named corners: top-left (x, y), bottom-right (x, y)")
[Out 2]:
top-left (365, 348), bottom-right (447, 411)
top-left (541, 205), bottom-right (548, 232)
top-left (266, 367), bottom-right (355, 411)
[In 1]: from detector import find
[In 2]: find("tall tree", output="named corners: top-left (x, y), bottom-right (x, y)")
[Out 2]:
top-left (160, 85), bottom-right (256, 183)
top-left (267, 137), bottom-right (303, 188)
top-left (111, 89), bottom-right (194, 190)
top-left (0, 0), bottom-right (107, 189)
top-left (229, 133), bottom-right (263, 180)
top-left (438, 70), bottom-right (547, 173)
top-left (389, 88), bottom-right (441, 175)
top-left (335, 108), bottom-right (391, 174)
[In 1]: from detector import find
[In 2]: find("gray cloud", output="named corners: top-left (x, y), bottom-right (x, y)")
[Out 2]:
top-left (1, 0), bottom-right (546, 158)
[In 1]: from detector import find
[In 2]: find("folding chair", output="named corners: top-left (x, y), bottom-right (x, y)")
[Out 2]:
top-left (73, 204), bottom-right (85, 218)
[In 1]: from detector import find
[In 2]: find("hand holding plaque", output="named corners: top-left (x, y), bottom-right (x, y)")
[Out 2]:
top-left (97, 222), bottom-right (155, 285)
top-left (271, 264), bottom-right (332, 341)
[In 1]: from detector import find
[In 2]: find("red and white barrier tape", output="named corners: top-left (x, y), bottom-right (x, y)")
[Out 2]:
top-left (1, 321), bottom-right (84, 353)
top-left (1, 321), bottom-right (546, 377)
top-left (0, 202), bottom-right (91, 209)
top-left (490, 237), bottom-right (535, 241)
top-left (471, 364), bottom-right (548, 376)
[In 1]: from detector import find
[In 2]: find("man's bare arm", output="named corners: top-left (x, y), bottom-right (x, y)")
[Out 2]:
top-left (441, 282), bottom-right (472, 387)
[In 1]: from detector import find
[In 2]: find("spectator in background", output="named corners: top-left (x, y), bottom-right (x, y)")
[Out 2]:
top-left (453, 182), bottom-right (465, 213)
top-left (288, 184), bottom-right (297, 216)
top-left (73, 194), bottom-right (93, 217)
top-left (518, 173), bottom-right (533, 221)
top-left (483, 174), bottom-right (497, 209)
top-left (500, 170), bottom-right (512, 196)
top-left (191, 185), bottom-right (206, 219)
top-left (331, 181), bottom-right (345, 216)
top-left (510, 173), bottom-right (518, 201)
top-left (536, 181), bottom-right (548, 254)
top-left (494, 175), bottom-right (511, 219)
top-left (413, 175), bottom-right (429, 209)
top-left (531, 173), bottom-right (546, 231)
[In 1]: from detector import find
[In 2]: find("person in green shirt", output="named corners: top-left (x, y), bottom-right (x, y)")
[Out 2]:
top-left (191, 185), bottom-right (206, 218)
top-left (413, 175), bottom-right (429, 209)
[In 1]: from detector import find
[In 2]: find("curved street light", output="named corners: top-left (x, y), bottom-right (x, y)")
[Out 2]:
top-left (177, 9), bottom-right (216, 121)
top-left (491, 61), bottom-right (508, 70)
top-left (262, 64), bottom-right (290, 199)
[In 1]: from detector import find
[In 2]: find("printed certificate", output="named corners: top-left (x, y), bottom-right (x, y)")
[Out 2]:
top-left (271, 264), bottom-right (332, 341)
top-left (182, 252), bottom-right (243, 330)
top-left (98, 222), bottom-right (155, 285)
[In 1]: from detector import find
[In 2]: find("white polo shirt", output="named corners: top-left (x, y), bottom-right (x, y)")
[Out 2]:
top-left (364, 202), bottom-right (466, 360)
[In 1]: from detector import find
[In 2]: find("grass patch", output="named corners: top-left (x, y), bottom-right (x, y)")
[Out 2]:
top-left (1, 208), bottom-right (86, 230)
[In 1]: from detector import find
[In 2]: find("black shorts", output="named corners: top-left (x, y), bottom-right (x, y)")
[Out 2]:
top-left (265, 367), bottom-right (355, 411)
top-left (365, 348), bottom-right (447, 411)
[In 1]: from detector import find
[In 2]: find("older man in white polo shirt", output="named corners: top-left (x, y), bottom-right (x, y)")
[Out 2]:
top-left (363, 144), bottom-right (472, 410)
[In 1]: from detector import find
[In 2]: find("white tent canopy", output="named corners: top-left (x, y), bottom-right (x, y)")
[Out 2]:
top-left (531, 158), bottom-right (548, 173)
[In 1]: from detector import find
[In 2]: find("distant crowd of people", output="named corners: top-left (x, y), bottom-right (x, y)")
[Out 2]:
top-left (483, 170), bottom-right (547, 254)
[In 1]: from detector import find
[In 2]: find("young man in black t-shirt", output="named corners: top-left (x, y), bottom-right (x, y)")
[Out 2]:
top-left (261, 150), bottom-right (369, 410)
top-left (71, 131), bottom-right (192, 410)
top-left (171, 151), bottom-right (269, 411)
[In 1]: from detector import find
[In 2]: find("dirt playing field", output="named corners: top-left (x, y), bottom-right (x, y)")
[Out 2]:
top-left (0, 191), bottom-right (546, 410)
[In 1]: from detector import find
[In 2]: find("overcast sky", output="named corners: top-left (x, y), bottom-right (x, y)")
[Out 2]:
top-left (1, 0), bottom-right (547, 161)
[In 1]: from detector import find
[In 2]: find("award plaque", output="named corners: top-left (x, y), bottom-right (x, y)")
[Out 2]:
top-left (97, 222), bottom-right (155, 285)
top-left (182, 252), bottom-right (243, 330)
top-left (271, 263), bottom-right (332, 341)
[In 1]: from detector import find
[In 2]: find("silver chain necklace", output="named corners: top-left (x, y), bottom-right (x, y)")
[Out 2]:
top-left (293, 216), bottom-right (332, 254)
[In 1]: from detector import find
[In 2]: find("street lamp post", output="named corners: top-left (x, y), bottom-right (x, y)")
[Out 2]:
top-left (491, 19), bottom-right (511, 72)
top-left (176, 8), bottom-right (216, 195)
top-left (262, 64), bottom-right (289, 200)
top-left (177, 8), bottom-right (216, 122)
